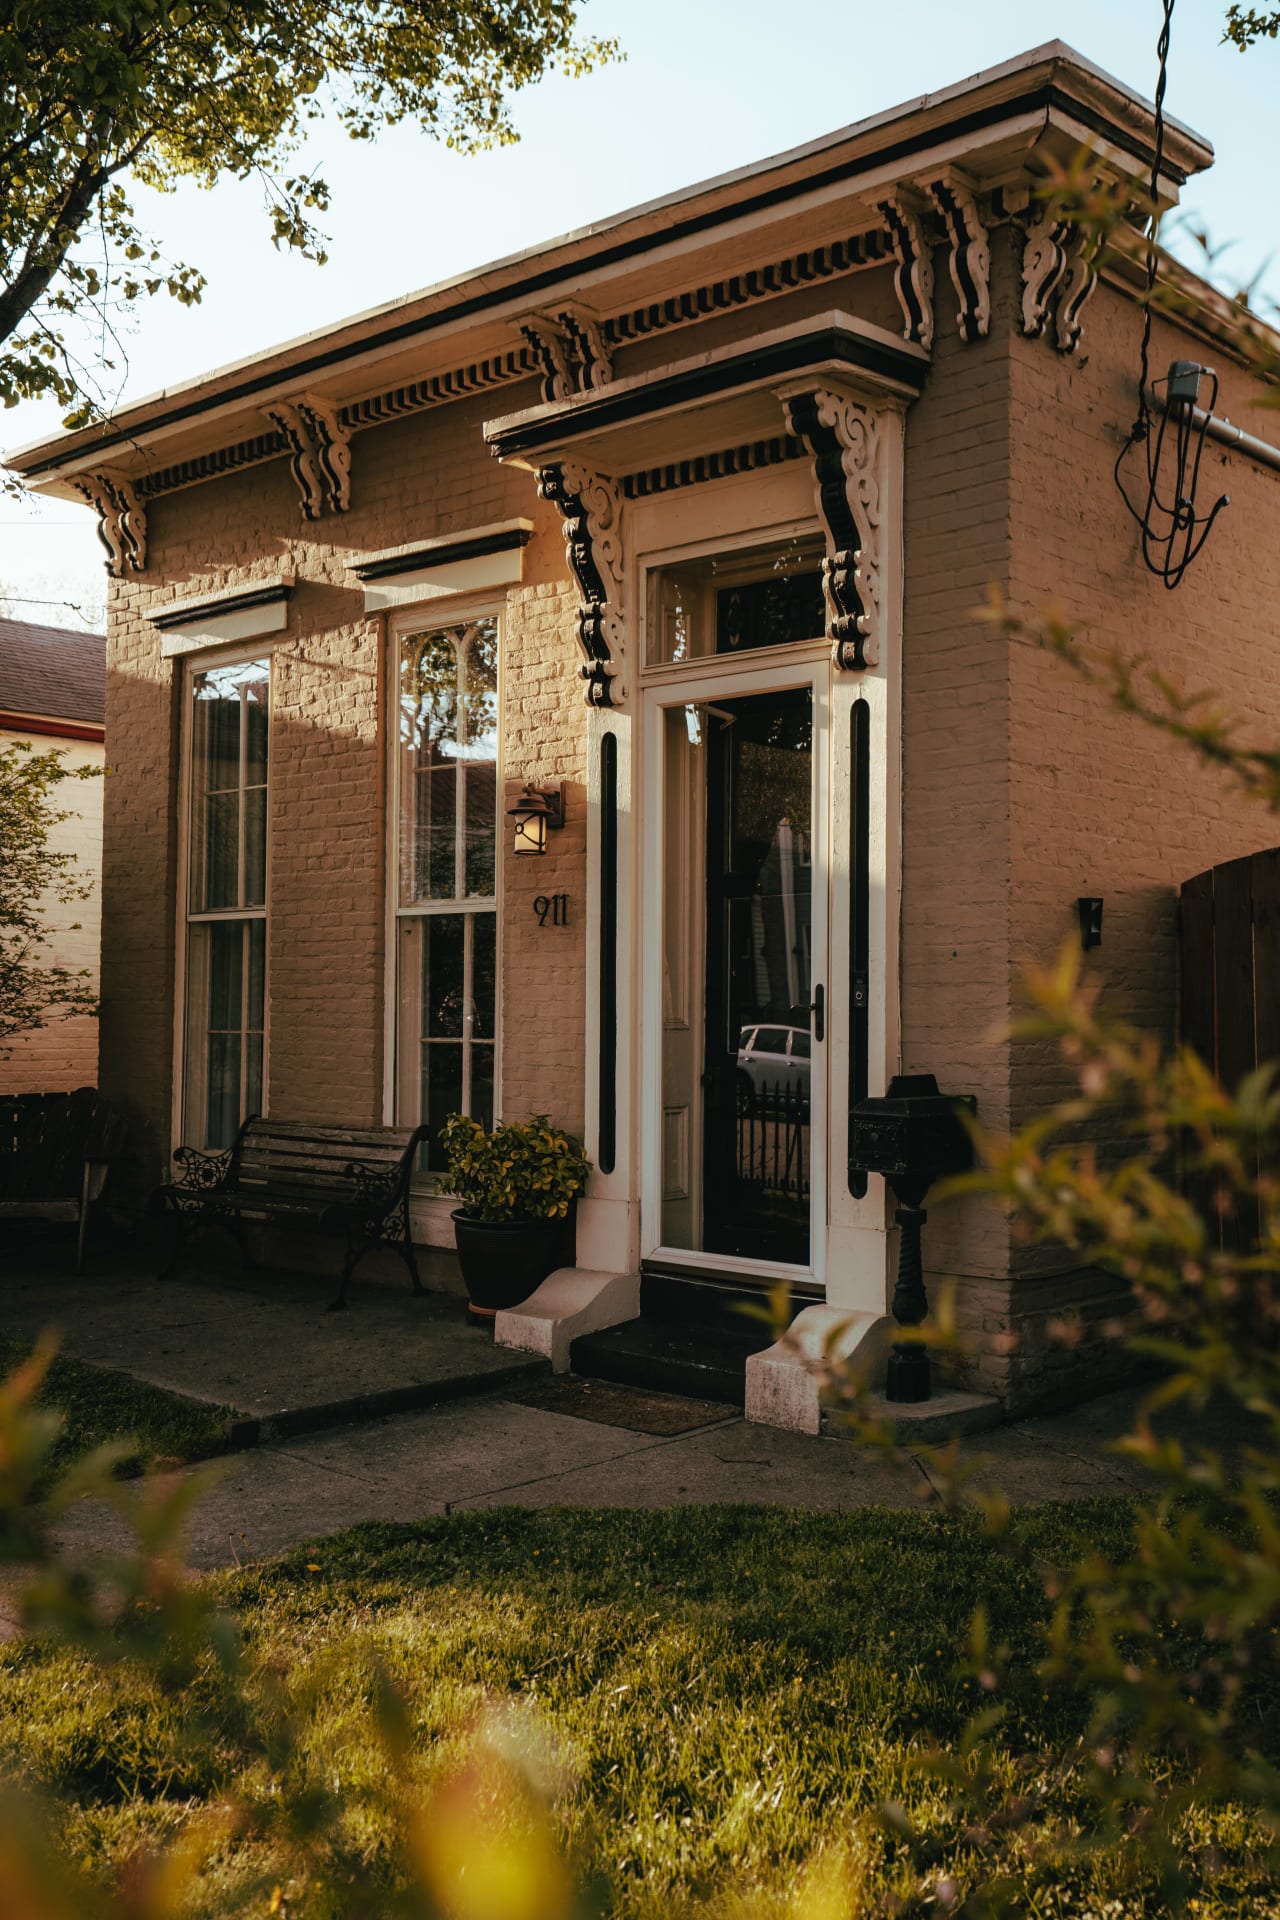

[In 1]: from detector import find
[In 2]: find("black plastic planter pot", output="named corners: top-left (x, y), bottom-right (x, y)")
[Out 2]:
top-left (451, 1210), bottom-right (575, 1322)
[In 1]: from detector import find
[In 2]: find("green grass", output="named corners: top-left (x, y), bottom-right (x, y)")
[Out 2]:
top-left (0, 1336), bottom-right (235, 1477)
top-left (2, 1504), bottom-right (1278, 1917)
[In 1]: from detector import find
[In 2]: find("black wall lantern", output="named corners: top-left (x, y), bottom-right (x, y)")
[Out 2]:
top-left (507, 782), bottom-right (565, 856)
top-left (851, 1074), bottom-right (976, 1402)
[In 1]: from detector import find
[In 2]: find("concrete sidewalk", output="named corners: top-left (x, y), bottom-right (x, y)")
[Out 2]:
top-left (47, 1378), bottom-right (1208, 1572)
top-left (2, 1245), bottom-right (543, 1435)
top-left (3, 1238), bottom-right (1250, 1578)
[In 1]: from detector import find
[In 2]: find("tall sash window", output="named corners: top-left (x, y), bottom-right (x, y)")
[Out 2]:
top-left (394, 617), bottom-right (498, 1169)
top-left (182, 658), bottom-right (269, 1148)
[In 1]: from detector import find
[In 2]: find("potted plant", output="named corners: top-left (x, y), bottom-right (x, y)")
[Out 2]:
top-left (438, 1112), bottom-right (591, 1322)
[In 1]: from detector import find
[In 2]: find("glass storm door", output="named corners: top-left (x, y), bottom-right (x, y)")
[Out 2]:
top-left (651, 665), bottom-right (827, 1280)
top-left (704, 686), bottom-right (813, 1263)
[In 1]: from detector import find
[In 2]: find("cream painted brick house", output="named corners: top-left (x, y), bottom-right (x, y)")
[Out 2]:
top-left (9, 42), bottom-right (1280, 1423)
top-left (0, 617), bottom-right (105, 1095)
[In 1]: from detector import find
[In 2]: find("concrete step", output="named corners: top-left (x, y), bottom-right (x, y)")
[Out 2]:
top-left (570, 1314), bottom-right (773, 1407)
top-left (823, 1387), bottom-right (1003, 1443)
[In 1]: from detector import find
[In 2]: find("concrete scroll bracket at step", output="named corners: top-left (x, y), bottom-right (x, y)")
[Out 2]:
top-left (745, 1305), bottom-right (894, 1434)
top-left (495, 1267), bottom-right (642, 1373)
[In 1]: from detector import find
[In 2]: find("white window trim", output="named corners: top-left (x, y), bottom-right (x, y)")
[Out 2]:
top-left (383, 599), bottom-right (505, 1176)
top-left (171, 638), bottom-right (278, 1155)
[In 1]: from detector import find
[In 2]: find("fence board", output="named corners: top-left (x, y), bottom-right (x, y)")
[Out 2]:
top-left (1214, 855), bottom-right (1256, 1095)
top-left (1252, 850), bottom-right (1280, 1073)
top-left (1179, 869), bottom-right (1216, 1068)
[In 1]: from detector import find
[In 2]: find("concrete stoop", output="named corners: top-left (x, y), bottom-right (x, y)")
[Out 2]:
top-left (822, 1387), bottom-right (1003, 1443)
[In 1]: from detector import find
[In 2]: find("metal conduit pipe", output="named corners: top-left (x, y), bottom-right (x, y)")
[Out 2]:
top-left (1158, 394), bottom-right (1280, 477)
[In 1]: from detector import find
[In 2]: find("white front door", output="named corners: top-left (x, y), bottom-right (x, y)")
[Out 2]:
top-left (640, 653), bottom-right (830, 1291)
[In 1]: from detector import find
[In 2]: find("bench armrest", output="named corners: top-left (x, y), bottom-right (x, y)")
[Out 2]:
top-left (171, 1142), bottom-right (237, 1193)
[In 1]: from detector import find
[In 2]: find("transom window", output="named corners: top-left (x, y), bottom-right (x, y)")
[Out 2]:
top-left (646, 532), bottom-right (825, 666)
top-left (394, 617), bottom-right (498, 1170)
top-left (182, 657), bottom-right (269, 1148)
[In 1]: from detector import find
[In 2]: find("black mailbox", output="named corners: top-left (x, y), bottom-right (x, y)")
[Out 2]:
top-left (851, 1073), bottom-right (976, 1403)
top-left (851, 1074), bottom-right (975, 1198)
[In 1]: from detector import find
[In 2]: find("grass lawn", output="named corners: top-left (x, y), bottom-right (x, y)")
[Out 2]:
top-left (2, 1503), bottom-right (1277, 1917)
top-left (0, 1335), bottom-right (235, 1477)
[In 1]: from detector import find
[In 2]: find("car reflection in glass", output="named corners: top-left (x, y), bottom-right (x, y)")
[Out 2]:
top-left (736, 1023), bottom-right (811, 1100)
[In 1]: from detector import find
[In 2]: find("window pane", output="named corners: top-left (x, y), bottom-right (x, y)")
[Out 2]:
top-left (400, 631), bottom-right (461, 905)
top-left (189, 659), bottom-right (270, 913)
top-left (472, 913), bottom-right (496, 1040)
top-left (471, 1042), bottom-right (495, 1134)
top-left (422, 1043), bottom-right (464, 1172)
top-left (244, 786), bottom-right (267, 908)
top-left (207, 1032), bottom-right (241, 1151)
top-left (646, 535), bottom-right (825, 665)
top-left (395, 908), bottom-right (496, 1161)
top-left (208, 918), bottom-right (244, 1031)
top-left (201, 790), bottom-right (239, 911)
top-left (422, 913), bottom-right (465, 1039)
top-left (185, 919), bottom-right (262, 1149)
top-left (462, 621), bottom-right (498, 898)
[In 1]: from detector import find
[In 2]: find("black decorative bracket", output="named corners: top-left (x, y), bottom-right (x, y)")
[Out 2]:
top-left (1021, 207), bottom-right (1099, 354)
top-left (72, 468), bottom-right (148, 576)
top-left (928, 171), bottom-right (991, 343)
top-left (522, 308), bottom-right (614, 403)
top-left (877, 190), bottom-right (935, 352)
top-left (782, 386), bottom-right (883, 672)
top-left (264, 395), bottom-right (352, 519)
top-left (536, 461), bottom-right (625, 708)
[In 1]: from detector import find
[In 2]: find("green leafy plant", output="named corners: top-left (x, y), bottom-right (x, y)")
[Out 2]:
top-left (437, 1111), bottom-right (590, 1223)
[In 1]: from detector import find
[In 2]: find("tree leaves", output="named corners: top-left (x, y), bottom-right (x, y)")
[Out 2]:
top-left (0, 2), bottom-right (618, 426)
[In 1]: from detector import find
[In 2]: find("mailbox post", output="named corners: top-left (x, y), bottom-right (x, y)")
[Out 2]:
top-left (850, 1074), bottom-right (976, 1402)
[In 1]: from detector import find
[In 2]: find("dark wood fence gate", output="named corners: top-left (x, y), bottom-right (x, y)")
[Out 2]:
top-left (1179, 845), bottom-right (1280, 1251)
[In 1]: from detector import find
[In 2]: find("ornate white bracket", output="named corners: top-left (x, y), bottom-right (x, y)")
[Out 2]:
top-left (264, 394), bottom-right (352, 518)
top-left (522, 309), bottom-right (614, 403)
top-left (1020, 209), bottom-right (1099, 355)
top-left (877, 191), bottom-right (935, 353)
top-left (928, 172), bottom-right (991, 342)
top-left (72, 468), bottom-right (148, 576)
top-left (536, 462), bottom-right (625, 708)
top-left (781, 386), bottom-right (883, 672)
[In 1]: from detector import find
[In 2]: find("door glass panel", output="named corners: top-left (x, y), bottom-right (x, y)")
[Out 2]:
top-left (647, 535), bottom-right (824, 666)
top-left (660, 686), bottom-right (813, 1264)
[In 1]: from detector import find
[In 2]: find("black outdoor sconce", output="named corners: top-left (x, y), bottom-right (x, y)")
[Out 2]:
top-left (850, 1074), bottom-right (977, 1403)
top-left (1078, 896), bottom-right (1104, 950)
top-left (506, 782), bottom-right (565, 856)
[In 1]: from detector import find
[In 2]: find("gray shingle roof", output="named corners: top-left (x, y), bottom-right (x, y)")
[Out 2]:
top-left (0, 616), bottom-right (105, 726)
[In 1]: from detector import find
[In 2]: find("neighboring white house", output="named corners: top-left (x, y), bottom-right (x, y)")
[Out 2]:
top-left (0, 616), bottom-right (105, 1093)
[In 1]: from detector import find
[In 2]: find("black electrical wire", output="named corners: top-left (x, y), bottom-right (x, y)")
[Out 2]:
top-left (1114, 0), bottom-right (1229, 588)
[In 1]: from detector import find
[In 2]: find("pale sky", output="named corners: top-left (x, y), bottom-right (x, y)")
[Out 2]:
top-left (2, 0), bottom-right (1274, 633)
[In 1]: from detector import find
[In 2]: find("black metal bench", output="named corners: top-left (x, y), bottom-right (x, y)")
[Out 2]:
top-left (0, 1086), bottom-right (124, 1271)
top-left (150, 1116), bottom-right (431, 1310)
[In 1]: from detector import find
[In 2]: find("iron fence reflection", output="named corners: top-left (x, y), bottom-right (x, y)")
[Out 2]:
top-left (735, 1076), bottom-right (809, 1201)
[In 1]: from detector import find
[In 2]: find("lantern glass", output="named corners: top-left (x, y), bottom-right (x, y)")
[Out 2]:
top-left (511, 805), bottom-right (547, 856)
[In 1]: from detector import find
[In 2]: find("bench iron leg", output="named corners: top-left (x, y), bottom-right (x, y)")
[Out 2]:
top-left (401, 1197), bottom-right (425, 1296)
top-left (329, 1237), bottom-right (361, 1312)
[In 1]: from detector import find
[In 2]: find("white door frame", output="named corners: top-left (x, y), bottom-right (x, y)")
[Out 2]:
top-left (639, 646), bottom-right (831, 1291)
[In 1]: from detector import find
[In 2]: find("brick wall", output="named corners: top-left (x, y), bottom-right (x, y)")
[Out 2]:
top-left (898, 233), bottom-right (1017, 1299)
top-left (100, 387), bottom-right (553, 1197)
top-left (936, 227), bottom-right (1280, 1405)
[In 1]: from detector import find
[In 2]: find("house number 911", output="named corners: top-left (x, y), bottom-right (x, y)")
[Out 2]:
top-left (534, 893), bottom-right (569, 926)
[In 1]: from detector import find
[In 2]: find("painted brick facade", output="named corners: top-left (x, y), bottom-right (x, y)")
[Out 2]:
top-left (19, 46), bottom-right (1279, 1416)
